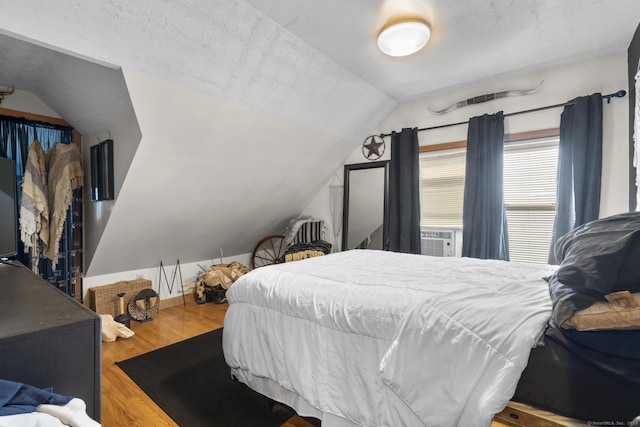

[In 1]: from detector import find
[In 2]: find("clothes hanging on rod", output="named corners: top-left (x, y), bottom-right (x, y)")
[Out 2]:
top-left (19, 141), bottom-right (49, 272)
top-left (42, 142), bottom-right (83, 268)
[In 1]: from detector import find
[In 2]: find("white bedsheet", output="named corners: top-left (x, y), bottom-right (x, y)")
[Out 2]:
top-left (0, 413), bottom-right (66, 427)
top-left (223, 250), bottom-right (556, 427)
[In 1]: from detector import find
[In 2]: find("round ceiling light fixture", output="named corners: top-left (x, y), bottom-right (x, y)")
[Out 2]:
top-left (377, 18), bottom-right (431, 57)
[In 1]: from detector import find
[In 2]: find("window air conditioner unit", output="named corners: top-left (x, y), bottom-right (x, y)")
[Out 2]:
top-left (420, 227), bottom-right (462, 257)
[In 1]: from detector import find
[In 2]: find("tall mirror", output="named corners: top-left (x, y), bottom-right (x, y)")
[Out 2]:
top-left (342, 161), bottom-right (389, 251)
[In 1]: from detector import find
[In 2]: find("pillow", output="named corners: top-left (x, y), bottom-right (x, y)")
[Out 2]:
top-left (284, 250), bottom-right (325, 263)
top-left (548, 211), bottom-right (640, 326)
top-left (562, 291), bottom-right (640, 331)
top-left (281, 240), bottom-right (332, 263)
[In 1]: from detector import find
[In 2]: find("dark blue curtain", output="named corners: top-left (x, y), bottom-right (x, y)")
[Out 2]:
top-left (1, 115), bottom-right (73, 175)
top-left (549, 93), bottom-right (603, 263)
top-left (387, 127), bottom-right (421, 254)
top-left (462, 112), bottom-right (509, 260)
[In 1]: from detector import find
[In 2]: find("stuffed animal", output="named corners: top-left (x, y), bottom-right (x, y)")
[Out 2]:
top-left (195, 261), bottom-right (249, 304)
top-left (195, 280), bottom-right (207, 304)
top-left (100, 314), bottom-right (134, 342)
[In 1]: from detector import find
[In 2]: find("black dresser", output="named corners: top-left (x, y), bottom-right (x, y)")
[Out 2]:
top-left (0, 262), bottom-right (101, 421)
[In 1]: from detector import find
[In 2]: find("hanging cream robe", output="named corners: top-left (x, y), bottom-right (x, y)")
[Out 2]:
top-left (43, 142), bottom-right (83, 268)
top-left (19, 140), bottom-right (49, 270)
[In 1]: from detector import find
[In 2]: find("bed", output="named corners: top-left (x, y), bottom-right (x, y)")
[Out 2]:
top-left (223, 212), bottom-right (640, 426)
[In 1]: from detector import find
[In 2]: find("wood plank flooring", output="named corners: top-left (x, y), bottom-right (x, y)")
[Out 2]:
top-left (100, 298), bottom-right (564, 426)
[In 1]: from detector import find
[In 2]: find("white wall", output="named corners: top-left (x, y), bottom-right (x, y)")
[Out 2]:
top-left (82, 112), bottom-right (142, 271)
top-left (305, 51), bottom-right (631, 239)
top-left (302, 130), bottom-right (389, 251)
top-left (81, 66), bottom-right (357, 298)
top-left (1, 88), bottom-right (61, 118)
top-left (82, 252), bottom-right (251, 301)
top-left (79, 67), bottom-right (359, 279)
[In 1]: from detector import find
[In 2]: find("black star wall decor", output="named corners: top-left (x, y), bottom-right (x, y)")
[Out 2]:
top-left (362, 135), bottom-right (385, 160)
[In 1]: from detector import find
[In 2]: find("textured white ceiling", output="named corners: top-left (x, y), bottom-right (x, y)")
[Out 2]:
top-left (2, 1), bottom-right (638, 135)
top-left (246, 0), bottom-right (640, 100)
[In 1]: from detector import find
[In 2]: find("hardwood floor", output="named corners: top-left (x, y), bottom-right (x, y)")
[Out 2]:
top-left (100, 298), bottom-right (563, 427)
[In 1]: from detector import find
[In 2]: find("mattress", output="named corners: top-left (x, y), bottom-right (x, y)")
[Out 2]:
top-left (223, 250), bottom-right (556, 427)
top-left (514, 325), bottom-right (640, 423)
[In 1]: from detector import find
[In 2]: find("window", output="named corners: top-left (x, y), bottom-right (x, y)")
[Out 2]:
top-left (419, 131), bottom-right (559, 264)
top-left (419, 147), bottom-right (465, 229)
top-left (503, 136), bottom-right (559, 263)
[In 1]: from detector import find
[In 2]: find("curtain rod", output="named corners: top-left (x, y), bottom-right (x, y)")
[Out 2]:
top-left (377, 89), bottom-right (626, 139)
top-left (0, 113), bottom-right (74, 132)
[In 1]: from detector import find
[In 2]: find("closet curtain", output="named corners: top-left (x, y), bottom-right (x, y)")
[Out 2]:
top-left (1, 115), bottom-right (73, 175)
top-left (462, 112), bottom-right (509, 260)
top-left (549, 93), bottom-right (603, 263)
top-left (387, 127), bottom-right (421, 254)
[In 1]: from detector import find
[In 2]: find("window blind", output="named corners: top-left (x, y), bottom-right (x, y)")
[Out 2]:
top-left (419, 148), bottom-right (466, 229)
top-left (503, 137), bottom-right (559, 263)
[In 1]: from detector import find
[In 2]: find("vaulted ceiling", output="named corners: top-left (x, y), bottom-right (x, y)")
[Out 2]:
top-left (0, 1), bottom-right (639, 276)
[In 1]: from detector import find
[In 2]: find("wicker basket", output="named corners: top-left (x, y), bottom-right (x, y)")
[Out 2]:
top-left (85, 278), bottom-right (153, 316)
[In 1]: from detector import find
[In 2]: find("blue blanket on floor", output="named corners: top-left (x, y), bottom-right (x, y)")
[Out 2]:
top-left (0, 379), bottom-right (72, 416)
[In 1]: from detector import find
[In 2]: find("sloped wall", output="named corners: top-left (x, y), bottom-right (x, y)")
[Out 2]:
top-left (82, 112), bottom-right (142, 271)
top-left (83, 68), bottom-right (359, 280)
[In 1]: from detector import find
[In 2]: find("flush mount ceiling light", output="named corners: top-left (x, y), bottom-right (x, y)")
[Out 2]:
top-left (377, 18), bottom-right (431, 57)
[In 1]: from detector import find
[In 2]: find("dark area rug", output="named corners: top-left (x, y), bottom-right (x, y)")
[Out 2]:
top-left (116, 328), bottom-right (295, 427)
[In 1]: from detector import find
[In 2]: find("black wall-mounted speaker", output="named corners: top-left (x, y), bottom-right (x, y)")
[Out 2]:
top-left (90, 139), bottom-right (114, 201)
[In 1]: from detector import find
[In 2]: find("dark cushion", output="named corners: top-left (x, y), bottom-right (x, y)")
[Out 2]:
top-left (548, 211), bottom-right (640, 325)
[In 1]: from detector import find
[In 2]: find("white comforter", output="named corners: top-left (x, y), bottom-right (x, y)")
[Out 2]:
top-left (223, 250), bottom-right (556, 427)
